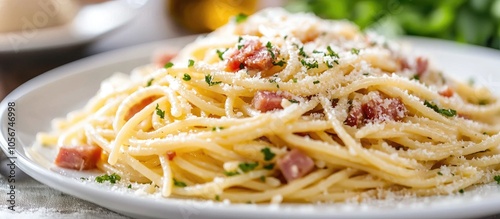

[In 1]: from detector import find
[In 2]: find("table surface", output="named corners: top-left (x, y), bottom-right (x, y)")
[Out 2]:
top-left (1, 1), bottom-right (500, 218)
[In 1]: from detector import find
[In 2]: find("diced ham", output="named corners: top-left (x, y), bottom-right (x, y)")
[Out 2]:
top-left (438, 87), bottom-right (453, 98)
top-left (226, 39), bottom-right (276, 72)
top-left (252, 91), bottom-right (289, 112)
top-left (397, 57), bottom-right (410, 71)
top-left (345, 105), bottom-right (364, 127)
top-left (416, 56), bottom-right (428, 76)
top-left (55, 145), bottom-right (102, 170)
top-left (362, 97), bottom-right (406, 123)
top-left (344, 93), bottom-right (407, 127)
top-left (166, 151), bottom-right (176, 161)
top-left (152, 50), bottom-right (177, 67)
top-left (124, 96), bottom-right (158, 121)
top-left (278, 149), bottom-right (315, 182)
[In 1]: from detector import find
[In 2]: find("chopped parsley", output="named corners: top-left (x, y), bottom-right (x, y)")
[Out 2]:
top-left (313, 80), bottom-right (320, 84)
top-left (424, 100), bottom-right (457, 117)
top-left (459, 189), bottom-right (464, 194)
top-left (239, 162), bottom-right (259, 173)
top-left (269, 78), bottom-right (279, 88)
top-left (155, 104), bottom-right (165, 119)
top-left (216, 48), bottom-right (228, 60)
top-left (127, 184), bottom-right (132, 189)
top-left (494, 175), bottom-right (500, 184)
top-left (182, 73), bottom-right (191, 81)
top-left (80, 177), bottom-right (88, 180)
top-left (234, 13), bottom-right (248, 23)
top-left (173, 178), bottom-right (187, 187)
top-left (224, 171), bottom-right (240, 176)
top-left (326, 46), bottom-right (339, 58)
top-left (95, 173), bottom-right (121, 184)
top-left (260, 176), bottom-right (266, 182)
top-left (205, 74), bottom-right (222, 86)
top-left (299, 47), bottom-right (308, 58)
top-left (260, 147), bottom-right (276, 161)
top-left (351, 48), bottom-right (360, 55)
top-left (215, 195), bottom-right (220, 201)
top-left (263, 163), bottom-right (275, 170)
top-left (212, 127), bottom-right (224, 131)
top-left (146, 78), bottom-right (154, 87)
top-left (301, 59), bottom-right (319, 70)
top-left (273, 60), bottom-right (286, 67)
top-left (237, 36), bottom-right (244, 50)
top-left (188, 59), bottom-right (195, 67)
top-left (412, 74), bottom-right (420, 81)
top-left (437, 172), bottom-right (443, 176)
top-left (312, 50), bottom-right (323, 54)
top-left (164, 62), bottom-right (174, 69)
top-left (363, 73), bottom-right (369, 76)
top-left (288, 99), bottom-right (299, 104)
top-left (266, 42), bottom-right (276, 59)
top-left (324, 60), bottom-right (333, 68)
top-left (292, 78), bottom-right (298, 83)
top-left (478, 99), bottom-right (489, 105)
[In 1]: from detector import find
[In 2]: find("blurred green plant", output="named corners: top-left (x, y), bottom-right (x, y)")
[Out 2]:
top-left (286, 0), bottom-right (500, 49)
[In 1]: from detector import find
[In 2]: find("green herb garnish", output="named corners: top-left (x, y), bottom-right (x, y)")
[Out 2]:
top-left (494, 175), bottom-right (500, 184)
top-left (478, 99), bottom-right (489, 105)
top-left (437, 172), bottom-right (443, 176)
top-left (173, 178), bottom-right (187, 187)
top-left (188, 59), bottom-right (195, 67)
top-left (299, 47), bottom-right (308, 58)
top-left (351, 48), bottom-right (360, 55)
top-left (326, 46), bottom-right (339, 58)
top-left (205, 74), bottom-right (222, 86)
top-left (459, 189), bottom-right (464, 194)
top-left (235, 13), bottom-right (248, 23)
top-left (412, 74), bottom-right (420, 81)
top-left (212, 127), bottom-right (224, 131)
top-left (263, 163), bottom-right (275, 170)
top-left (260, 147), bottom-right (276, 161)
top-left (292, 78), bottom-right (298, 83)
top-left (216, 48), bottom-right (228, 60)
top-left (424, 100), bottom-right (457, 117)
top-left (215, 195), bottom-right (220, 201)
top-left (183, 73), bottom-right (191, 81)
top-left (237, 36), bottom-right (244, 50)
top-left (146, 78), bottom-right (154, 87)
top-left (288, 99), bottom-right (299, 104)
top-left (95, 173), bottom-right (121, 184)
top-left (155, 104), bottom-right (165, 119)
top-left (301, 59), bottom-right (319, 70)
top-left (313, 80), bottom-right (320, 84)
top-left (224, 171), bottom-right (240, 176)
top-left (164, 62), bottom-right (174, 69)
top-left (266, 42), bottom-right (276, 59)
top-left (239, 162), bottom-right (259, 173)
top-left (260, 176), bottom-right (266, 182)
top-left (127, 184), bottom-right (132, 189)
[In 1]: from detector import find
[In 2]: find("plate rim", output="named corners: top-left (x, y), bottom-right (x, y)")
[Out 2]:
top-left (2, 36), bottom-right (500, 219)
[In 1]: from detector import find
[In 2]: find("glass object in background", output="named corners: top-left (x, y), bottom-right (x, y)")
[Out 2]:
top-left (286, 0), bottom-right (500, 49)
top-left (168, 0), bottom-right (258, 33)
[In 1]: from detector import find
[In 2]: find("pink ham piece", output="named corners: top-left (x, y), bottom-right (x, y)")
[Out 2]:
top-left (152, 50), bottom-right (177, 67)
top-left (55, 145), bottom-right (102, 170)
top-left (362, 97), bottom-right (406, 123)
top-left (226, 39), bottom-right (276, 72)
top-left (345, 95), bottom-right (406, 127)
top-left (252, 91), bottom-right (290, 112)
top-left (415, 56), bottom-right (429, 76)
top-left (277, 149), bottom-right (315, 182)
top-left (124, 96), bottom-right (158, 121)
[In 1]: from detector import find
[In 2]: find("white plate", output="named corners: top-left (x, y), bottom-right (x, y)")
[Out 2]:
top-left (2, 36), bottom-right (500, 219)
top-left (0, 0), bottom-right (146, 53)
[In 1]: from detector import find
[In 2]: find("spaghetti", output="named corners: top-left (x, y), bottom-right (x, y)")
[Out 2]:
top-left (37, 8), bottom-right (500, 203)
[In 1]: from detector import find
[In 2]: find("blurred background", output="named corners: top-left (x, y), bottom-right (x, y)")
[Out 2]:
top-left (1, 0), bottom-right (500, 101)
top-left (1, 0), bottom-right (500, 108)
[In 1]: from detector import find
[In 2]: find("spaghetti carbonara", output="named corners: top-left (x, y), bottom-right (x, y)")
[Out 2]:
top-left (38, 8), bottom-right (500, 203)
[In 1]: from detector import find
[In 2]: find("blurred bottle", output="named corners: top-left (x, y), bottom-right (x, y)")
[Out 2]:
top-left (168, 0), bottom-right (258, 33)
